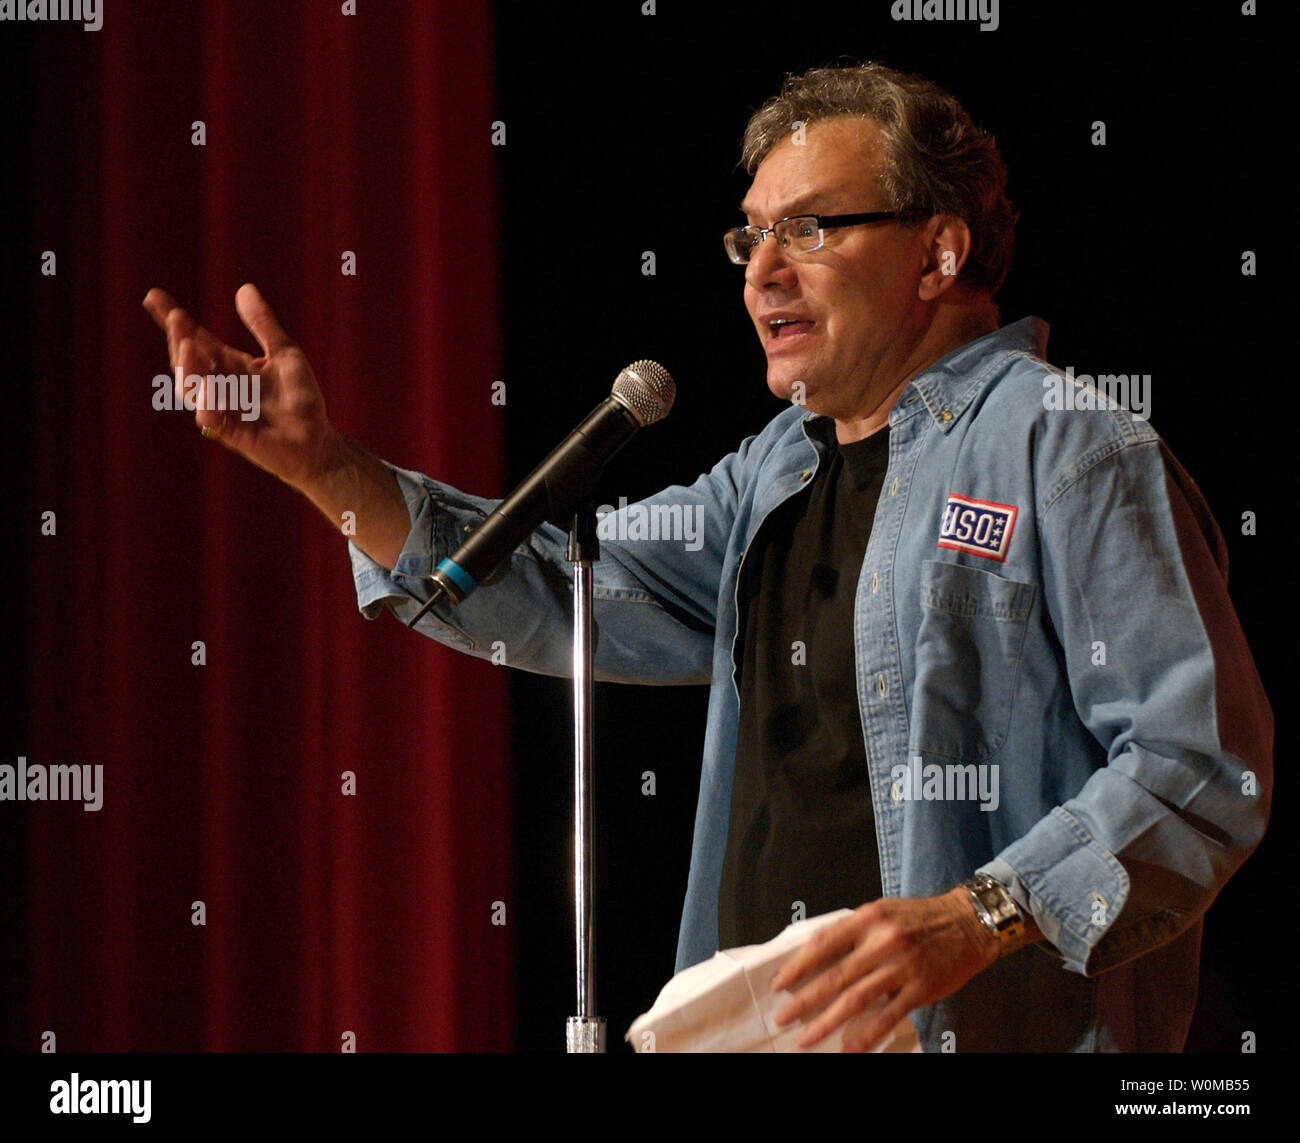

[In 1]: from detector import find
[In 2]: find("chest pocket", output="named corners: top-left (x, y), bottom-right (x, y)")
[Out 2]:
top-left (911, 560), bottom-right (1036, 762)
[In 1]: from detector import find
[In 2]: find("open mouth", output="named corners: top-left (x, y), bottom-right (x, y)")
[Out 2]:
top-left (768, 318), bottom-right (814, 340)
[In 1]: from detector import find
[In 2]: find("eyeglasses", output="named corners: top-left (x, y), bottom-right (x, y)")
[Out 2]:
top-left (723, 211), bottom-right (928, 265)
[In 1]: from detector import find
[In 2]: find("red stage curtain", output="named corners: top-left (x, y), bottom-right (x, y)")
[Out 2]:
top-left (16, 1), bottom-right (511, 1051)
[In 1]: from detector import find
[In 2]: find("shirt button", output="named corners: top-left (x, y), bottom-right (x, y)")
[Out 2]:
top-left (876, 672), bottom-right (886, 698)
top-left (799, 469), bottom-right (813, 482)
top-left (889, 476), bottom-right (899, 496)
top-left (870, 571), bottom-right (879, 594)
top-left (939, 407), bottom-right (953, 423)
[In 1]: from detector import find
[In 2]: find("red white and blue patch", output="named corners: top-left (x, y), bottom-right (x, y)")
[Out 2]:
top-left (937, 494), bottom-right (1017, 562)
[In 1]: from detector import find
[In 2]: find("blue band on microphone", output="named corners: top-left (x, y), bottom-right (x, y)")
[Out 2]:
top-left (435, 557), bottom-right (476, 596)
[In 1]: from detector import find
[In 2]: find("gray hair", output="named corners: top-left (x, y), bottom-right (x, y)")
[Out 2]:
top-left (741, 62), bottom-right (1018, 295)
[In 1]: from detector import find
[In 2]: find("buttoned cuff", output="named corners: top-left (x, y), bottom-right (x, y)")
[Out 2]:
top-left (346, 462), bottom-right (490, 648)
top-left (979, 805), bottom-right (1131, 976)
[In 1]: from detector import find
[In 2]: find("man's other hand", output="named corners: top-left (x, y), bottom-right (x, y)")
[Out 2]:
top-left (769, 889), bottom-right (1000, 1052)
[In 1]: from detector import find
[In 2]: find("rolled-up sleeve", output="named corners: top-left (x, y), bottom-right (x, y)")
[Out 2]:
top-left (347, 462), bottom-right (501, 653)
top-left (344, 442), bottom-right (755, 684)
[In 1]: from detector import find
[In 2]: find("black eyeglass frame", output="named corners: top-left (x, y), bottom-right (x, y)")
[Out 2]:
top-left (723, 210), bottom-right (930, 265)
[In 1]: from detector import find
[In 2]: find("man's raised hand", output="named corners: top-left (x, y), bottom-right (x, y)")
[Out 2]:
top-left (142, 283), bottom-right (335, 493)
top-left (144, 283), bottom-right (412, 570)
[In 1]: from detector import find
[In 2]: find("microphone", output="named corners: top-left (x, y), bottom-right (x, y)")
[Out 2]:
top-left (406, 360), bottom-right (675, 626)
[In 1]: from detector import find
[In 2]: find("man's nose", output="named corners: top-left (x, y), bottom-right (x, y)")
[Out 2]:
top-left (744, 233), bottom-right (798, 292)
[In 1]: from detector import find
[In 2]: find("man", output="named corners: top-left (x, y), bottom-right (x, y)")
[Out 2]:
top-left (145, 62), bottom-right (1272, 1052)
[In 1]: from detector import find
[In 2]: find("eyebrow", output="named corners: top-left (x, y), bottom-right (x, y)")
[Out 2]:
top-left (737, 192), bottom-right (845, 221)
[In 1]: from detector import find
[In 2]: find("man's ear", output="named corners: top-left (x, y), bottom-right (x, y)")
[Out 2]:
top-left (918, 215), bottom-right (973, 300)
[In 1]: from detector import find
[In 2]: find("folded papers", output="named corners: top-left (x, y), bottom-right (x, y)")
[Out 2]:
top-left (626, 909), bottom-right (922, 1053)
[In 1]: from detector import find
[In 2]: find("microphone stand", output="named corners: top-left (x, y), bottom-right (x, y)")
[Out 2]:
top-left (565, 504), bottom-right (605, 1053)
top-left (402, 363), bottom-right (673, 1051)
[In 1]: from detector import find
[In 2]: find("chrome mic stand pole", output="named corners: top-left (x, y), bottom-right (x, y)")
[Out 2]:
top-left (565, 505), bottom-right (605, 1053)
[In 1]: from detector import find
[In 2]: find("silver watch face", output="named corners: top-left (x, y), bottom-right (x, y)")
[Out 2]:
top-left (967, 876), bottom-right (1021, 931)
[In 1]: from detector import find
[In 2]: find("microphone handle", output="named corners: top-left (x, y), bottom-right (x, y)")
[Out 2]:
top-left (423, 397), bottom-right (641, 608)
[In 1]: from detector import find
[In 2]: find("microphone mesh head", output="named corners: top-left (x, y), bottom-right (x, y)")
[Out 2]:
top-left (611, 360), bottom-right (676, 426)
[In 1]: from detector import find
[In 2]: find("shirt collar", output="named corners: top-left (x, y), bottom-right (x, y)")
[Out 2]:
top-left (900, 316), bottom-right (1049, 432)
top-left (799, 316), bottom-right (1049, 438)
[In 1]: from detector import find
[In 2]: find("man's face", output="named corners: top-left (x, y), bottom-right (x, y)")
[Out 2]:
top-left (740, 116), bottom-right (930, 421)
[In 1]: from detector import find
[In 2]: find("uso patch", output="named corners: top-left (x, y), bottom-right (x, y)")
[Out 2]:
top-left (937, 494), bottom-right (1017, 561)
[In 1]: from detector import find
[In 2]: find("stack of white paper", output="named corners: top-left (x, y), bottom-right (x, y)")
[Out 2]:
top-left (626, 910), bottom-right (922, 1053)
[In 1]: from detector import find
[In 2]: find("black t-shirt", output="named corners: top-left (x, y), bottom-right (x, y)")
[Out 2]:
top-left (717, 418), bottom-right (890, 949)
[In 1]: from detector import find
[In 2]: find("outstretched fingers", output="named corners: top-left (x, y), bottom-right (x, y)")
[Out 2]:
top-left (142, 288), bottom-right (248, 377)
top-left (235, 283), bottom-right (296, 357)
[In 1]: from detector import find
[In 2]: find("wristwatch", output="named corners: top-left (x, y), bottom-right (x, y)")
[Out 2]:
top-left (959, 872), bottom-right (1025, 955)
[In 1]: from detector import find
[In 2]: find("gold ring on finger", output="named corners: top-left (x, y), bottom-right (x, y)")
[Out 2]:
top-left (199, 414), bottom-right (228, 441)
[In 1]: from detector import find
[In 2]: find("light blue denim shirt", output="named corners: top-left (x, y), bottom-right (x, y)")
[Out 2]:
top-left (350, 318), bottom-right (1272, 1052)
